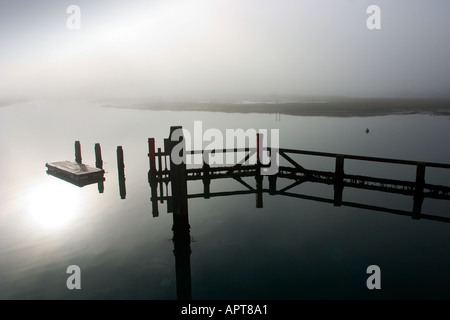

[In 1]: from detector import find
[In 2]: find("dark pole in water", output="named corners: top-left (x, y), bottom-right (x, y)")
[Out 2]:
top-left (412, 162), bottom-right (426, 219)
top-left (148, 138), bottom-right (156, 180)
top-left (334, 155), bottom-right (345, 206)
top-left (95, 143), bottom-right (103, 169)
top-left (269, 175), bottom-right (277, 195)
top-left (117, 146), bottom-right (126, 200)
top-left (75, 141), bottom-right (82, 164)
top-left (256, 133), bottom-right (263, 208)
top-left (168, 126), bottom-right (192, 300)
top-left (202, 155), bottom-right (210, 199)
top-left (95, 143), bottom-right (104, 194)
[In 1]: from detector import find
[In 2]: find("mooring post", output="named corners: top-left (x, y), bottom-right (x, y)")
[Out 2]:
top-left (256, 175), bottom-right (263, 208)
top-left (158, 148), bottom-right (163, 173)
top-left (150, 179), bottom-right (159, 217)
top-left (117, 146), bottom-right (126, 200)
top-left (148, 138), bottom-right (156, 179)
top-left (334, 155), bottom-right (345, 206)
top-left (157, 147), bottom-right (164, 205)
top-left (169, 126), bottom-right (189, 217)
top-left (334, 184), bottom-right (343, 207)
top-left (202, 156), bottom-right (210, 199)
top-left (256, 133), bottom-right (262, 169)
top-left (168, 126), bottom-right (192, 300)
top-left (269, 175), bottom-right (277, 195)
top-left (95, 143), bottom-right (103, 169)
top-left (412, 162), bottom-right (426, 219)
top-left (75, 141), bottom-right (82, 164)
top-left (335, 155), bottom-right (344, 184)
top-left (415, 162), bottom-right (426, 194)
top-left (94, 143), bottom-right (104, 194)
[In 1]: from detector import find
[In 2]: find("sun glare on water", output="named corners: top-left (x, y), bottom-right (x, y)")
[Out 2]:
top-left (26, 178), bottom-right (85, 229)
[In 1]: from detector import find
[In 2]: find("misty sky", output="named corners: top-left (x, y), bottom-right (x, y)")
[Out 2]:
top-left (1, 0), bottom-right (450, 100)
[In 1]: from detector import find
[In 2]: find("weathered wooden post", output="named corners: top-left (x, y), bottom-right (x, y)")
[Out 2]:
top-left (95, 143), bottom-right (103, 169)
top-left (150, 179), bottom-right (159, 217)
top-left (117, 146), bottom-right (126, 200)
top-left (255, 133), bottom-right (263, 208)
top-left (168, 126), bottom-right (192, 300)
top-left (75, 141), bottom-right (82, 164)
top-left (148, 138), bottom-right (157, 180)
top-left (269, 175), bottom-right (277, 195)
top-left (95, 143), bottom-right (104, 193)
top-left (256, 133), bottom-right (262, 169)
top-left (412, 162), bottom-right (426, 219)
top-left (158, 148), bottom-right (163, 173)
top-left (157, 147), bottom-right (165, 205)
top-left (202, 154), bottom-right (211, 199)
top-left (334, 155), bottom-right (344, 206)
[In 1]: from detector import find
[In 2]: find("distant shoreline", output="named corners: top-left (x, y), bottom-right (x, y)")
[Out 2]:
top-left (101, 97), bottom-right (450, 117)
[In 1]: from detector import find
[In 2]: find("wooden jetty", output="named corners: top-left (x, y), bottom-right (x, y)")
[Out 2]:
top-left (46, 141), bottom-right (105, 188)
top-left (147, 126), bottom-right (450, 223)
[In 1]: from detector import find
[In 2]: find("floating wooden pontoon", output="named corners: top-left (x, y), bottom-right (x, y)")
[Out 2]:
top-left (45, 141), bottom-right (105, 188)
top-left (46, 160), bottom-right (104, 187)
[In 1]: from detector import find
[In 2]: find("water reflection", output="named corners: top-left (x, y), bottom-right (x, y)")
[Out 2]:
top-left (26, 178), bottom-right (85, 229)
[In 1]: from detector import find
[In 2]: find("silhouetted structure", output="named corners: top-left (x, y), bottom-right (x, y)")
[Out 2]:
top-left (46, 141), bottom-right (105, 190)
top-left (117, 146), bottom-right (126, 200)
top-left (95, 143), bottom-right (104, 193)
top-left (148, 127), bottom-right (450, 222)
top-left (147, 127), bottom-right (450, 299)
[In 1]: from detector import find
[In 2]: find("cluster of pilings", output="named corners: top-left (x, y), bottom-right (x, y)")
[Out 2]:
top-left (73, 141), bottom-right (126, 198)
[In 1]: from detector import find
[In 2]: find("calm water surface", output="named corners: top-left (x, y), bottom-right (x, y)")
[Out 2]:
top-left (1, 100), bottom-right (449, 299)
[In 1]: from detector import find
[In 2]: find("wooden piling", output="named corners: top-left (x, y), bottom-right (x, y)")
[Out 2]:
top-left (148, 138), bottom-right (156, 179)
top-left (335, 155), bottom-right (344, 184)
top-left (269, 175), bottom-right (277, 195)
top-left (412, 162), bottom-right (426, 219)
top-left (117, 146), bottom-right (126, 200)
top-left (256, 133), bottom-right (262, 168)
top-left (95, 143), bottom-right (104, 194)
top-left (95, 143), bottom-right (103, 169)
top-left (169, 126), bottom-right (189, 217)
top-left (415, 162), bottom-right (426, 194)
top-left (203, 158), bottom-right (211, 199)
top-left (75, 141), bottom-right (82, 164)
top-left (256, 175), bottom-right (263, 208)
top-left (150, 179), bottom-right (159, 217)
top-left (334, 184), bottom-right (343, 207)
top-left (158, 148), bottom-right (163, 173)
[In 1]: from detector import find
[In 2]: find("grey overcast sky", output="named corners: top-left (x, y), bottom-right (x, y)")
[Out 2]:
top-left (1, 0), bottom-right (450, 100)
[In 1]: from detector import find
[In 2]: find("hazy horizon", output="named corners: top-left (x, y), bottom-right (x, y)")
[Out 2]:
top-left (1, 0), bottom-right (450, 101)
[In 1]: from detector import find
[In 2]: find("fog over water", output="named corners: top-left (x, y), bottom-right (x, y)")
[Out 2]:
top-left (1, 0), bottom-right (450, 101)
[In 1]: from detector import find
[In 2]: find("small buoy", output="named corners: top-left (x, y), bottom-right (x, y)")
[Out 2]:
top-left (365, 128), bottom-right (369, 134)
